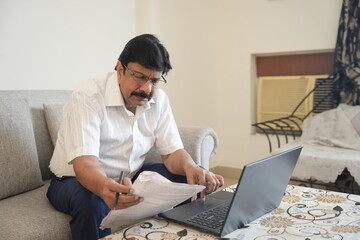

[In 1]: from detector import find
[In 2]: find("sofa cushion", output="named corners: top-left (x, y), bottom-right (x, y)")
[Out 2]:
top-left (0, 90), bottom-right (72, 180)
top-left (44, 104), bottom-right (64, 146)
top-left (0, 179), bottom-right (123, 239)
top-left (302, 104), bottom-right (360, 151)
top-left (0, 180), bottom-right (72, 240)
top-left (0, 99), bottom-right (43, 199)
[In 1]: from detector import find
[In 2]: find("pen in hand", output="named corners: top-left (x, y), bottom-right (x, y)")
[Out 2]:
top-left (112, 171), bottom-right (125, 210)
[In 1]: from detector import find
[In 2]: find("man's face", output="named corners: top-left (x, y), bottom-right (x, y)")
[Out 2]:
top-left (116, 61), bottom-right (162, 112)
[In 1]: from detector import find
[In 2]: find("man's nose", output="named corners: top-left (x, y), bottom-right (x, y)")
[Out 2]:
top-left (139, 79), bottom-right (153, 92)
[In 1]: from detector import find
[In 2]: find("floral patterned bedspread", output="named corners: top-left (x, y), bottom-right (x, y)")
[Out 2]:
top-left (101, 184), bottom-right (360, 240)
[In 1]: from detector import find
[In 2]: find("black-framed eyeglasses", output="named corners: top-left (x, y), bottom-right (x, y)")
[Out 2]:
top-left (123, 65), bottom-right (167, 86)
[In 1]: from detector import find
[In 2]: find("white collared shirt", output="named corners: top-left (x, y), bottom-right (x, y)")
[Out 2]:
top-left (49, 72), bottom-right (183, 178)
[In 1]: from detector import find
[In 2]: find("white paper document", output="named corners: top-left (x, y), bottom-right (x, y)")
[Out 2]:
top-left (100, 171), bottom-right (205, 229)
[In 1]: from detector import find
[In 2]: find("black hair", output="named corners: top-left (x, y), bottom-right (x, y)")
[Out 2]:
top-left (118, 34), bottom-right (172, 75)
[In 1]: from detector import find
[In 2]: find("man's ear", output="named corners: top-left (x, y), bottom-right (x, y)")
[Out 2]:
top-left (115, 61), bottom-right (123, 71)
top-left (116, 61), bottom-right (125, 84)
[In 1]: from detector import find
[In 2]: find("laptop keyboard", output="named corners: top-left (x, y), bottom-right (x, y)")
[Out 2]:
top-left (186, 204), bottom-right (230, 229)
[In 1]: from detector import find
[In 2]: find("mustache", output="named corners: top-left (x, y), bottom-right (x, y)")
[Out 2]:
top-left (131, 92), bottom-right (150, 99)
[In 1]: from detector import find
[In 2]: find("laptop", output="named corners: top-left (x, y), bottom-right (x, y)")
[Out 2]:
top-left (159, 146), bottom-right (302, 237)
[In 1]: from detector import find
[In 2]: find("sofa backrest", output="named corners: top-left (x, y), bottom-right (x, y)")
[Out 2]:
top-left (0, 90), bottom-right (71, 180)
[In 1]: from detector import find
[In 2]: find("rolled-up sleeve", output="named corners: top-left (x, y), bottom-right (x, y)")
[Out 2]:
top-left (62, 92), bottom-right (104, 164)
top-left (154, 92), bottom-right (184, 155)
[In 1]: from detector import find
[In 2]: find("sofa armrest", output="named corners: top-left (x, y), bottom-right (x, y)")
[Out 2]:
top-left (144, 125), bottom-right (219, 169)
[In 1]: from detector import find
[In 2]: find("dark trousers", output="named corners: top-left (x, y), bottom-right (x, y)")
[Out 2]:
top-left (46, 162), bottom-right (187, 240)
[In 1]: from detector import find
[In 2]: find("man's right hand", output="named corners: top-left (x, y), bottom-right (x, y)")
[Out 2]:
top-left (73, 155), bottom-right (143, 210)
top-left (101, 176), bottom-right (144, 210)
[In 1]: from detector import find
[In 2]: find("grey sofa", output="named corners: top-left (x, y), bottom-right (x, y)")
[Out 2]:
top-left (0, 90), bottom-right (219, 240)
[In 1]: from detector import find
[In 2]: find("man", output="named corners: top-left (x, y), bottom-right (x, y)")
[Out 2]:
top-left (47, 34), bottom-right (224, 240)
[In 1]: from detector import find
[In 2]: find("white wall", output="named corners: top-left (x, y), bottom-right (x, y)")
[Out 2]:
top-left (0, 0), bottom-right (135, 90)
top-left (0, 0), bottom-right (343, 169)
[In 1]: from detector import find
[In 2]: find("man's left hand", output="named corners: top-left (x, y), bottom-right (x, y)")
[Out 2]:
top-left (184, 164), bottom-right (224, 201)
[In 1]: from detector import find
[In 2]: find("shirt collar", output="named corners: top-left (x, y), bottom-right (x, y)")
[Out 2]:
top-left (104, 72), bottom-right (155, 108)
